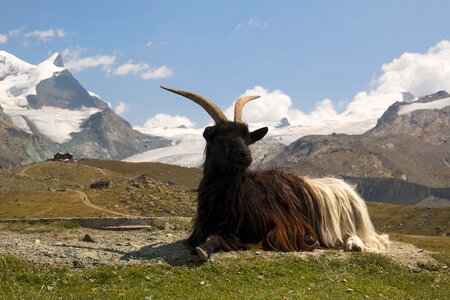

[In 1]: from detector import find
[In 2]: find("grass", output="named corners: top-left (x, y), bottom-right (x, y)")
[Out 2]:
top-left (1, 160), bottom-right (449, 298)
top-left (0, 190), bottom-right (106, 218)
top-left (0, 252), bottom-right (448, 299)
top-left (0, 220), bottom-right (80, 232)
top-left (3, 161), bottom-right (449, 237)
top-left (390, 234), bottom-right (450, 252)
top-left (79, 159), bottom-right (202, 187)
top-left (16, 161), bottom-right (113, 186)
top-left (0, 160), bottom-right (199, 218)
top-left (367, 201), bottom-right (450, 236)
top-left (85, 184), bottom-right (196, 217)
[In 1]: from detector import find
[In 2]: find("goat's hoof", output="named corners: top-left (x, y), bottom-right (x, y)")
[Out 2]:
top-left (345, 236), bottom-right (365, 252)
top-left (196, 246), bottom-right (209, 261)
top-left (345, 242), bottom-right (363, 252)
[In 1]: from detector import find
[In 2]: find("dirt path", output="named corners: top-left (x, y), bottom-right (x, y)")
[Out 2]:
top-left (0, 228), bottom-right (444, 271)
top-left (18, 164), bottom-right (33, 177)
top-left (75, 191), bottom-right (134, 217)
top-left (94, 167), bottom-right (108, 176)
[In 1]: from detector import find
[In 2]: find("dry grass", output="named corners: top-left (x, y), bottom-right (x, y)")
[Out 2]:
top-left (390, 234), bottom-right (450, 252)
top-left (367, 202), bottom-right (450, 236)
top-left (79, 159), bottom-right (202, 187)
top-left (2, 161), bottom-right (449, 240)
top-left (0, 190), bottom-right (104, 218)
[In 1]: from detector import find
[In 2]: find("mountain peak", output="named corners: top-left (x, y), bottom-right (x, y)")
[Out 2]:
top-left (276, 117), bottom-right (291, 128)
top-left (401, 92), bottom-right (415, 102)
top-left (40, 53), bottom-right (64, 68)
top-left (0, 51), bottom-right (34, 80)
top-left (51, 53), bottom-right (64, 67)
top-left (0, 50), bottom-right (34, 68)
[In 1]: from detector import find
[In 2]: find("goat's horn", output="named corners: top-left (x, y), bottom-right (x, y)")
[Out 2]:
top-left (234, 95), bottom-right (260, 123)
top-left (161, 86), bottom-right (228, 124)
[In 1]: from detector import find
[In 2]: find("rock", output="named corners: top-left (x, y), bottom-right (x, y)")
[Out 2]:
top-left (72, 260), bottom-right (85, 268)
top-left (82, 234), bottom-right (96, 243)
top-left (346, 288), bottom-right (353, 293)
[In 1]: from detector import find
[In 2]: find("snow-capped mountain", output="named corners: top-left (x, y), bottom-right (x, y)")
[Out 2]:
top-left (268, 91), bottom-right (450, 189)
top-left (126, 91), bottom-right (412, 168)
top-left (124, 127), bottom-right (205, 167)
top-left (0, 51), bottom-right (167, 168)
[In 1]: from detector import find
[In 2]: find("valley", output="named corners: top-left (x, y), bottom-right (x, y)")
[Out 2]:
top-left (1, 160), bottom-right (449, 237)
top-left (0, 160), bottom-right (448, 299)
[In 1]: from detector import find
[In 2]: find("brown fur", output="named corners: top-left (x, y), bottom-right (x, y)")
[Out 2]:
top-left (186, 122), bottom-right (322, 252)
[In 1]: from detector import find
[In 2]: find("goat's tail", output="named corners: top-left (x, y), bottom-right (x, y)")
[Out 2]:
top-left (304, 177), bottom-right (389, 251)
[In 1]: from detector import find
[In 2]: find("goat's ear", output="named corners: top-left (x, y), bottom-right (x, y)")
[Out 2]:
top-left (203, 126), bottom-right (215, 140)
top-left (250, 127), bottom-right (268, 144)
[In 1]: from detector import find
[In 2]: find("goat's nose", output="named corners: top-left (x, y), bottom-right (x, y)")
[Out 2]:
top-left (234, 149), bottom-right (252, 166)
top-left (238, 150), bottom-right (251, 158)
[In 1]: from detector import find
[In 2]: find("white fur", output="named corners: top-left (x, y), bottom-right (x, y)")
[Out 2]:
top-left (305, 177), bottom-right (389, 251)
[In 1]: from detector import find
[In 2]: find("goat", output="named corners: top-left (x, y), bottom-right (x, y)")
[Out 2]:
top-left (161, 86), bottom-right (389, 260)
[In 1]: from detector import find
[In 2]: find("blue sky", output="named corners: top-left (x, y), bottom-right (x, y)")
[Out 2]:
top-left (2, 1), bottom-right (450, 127)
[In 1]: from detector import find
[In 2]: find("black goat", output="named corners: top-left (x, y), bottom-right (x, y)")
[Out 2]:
top-left (161, 86), bottom-right (388, 260)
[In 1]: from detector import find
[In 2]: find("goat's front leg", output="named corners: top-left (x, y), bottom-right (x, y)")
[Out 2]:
top-left (195, 235), bottom-right (222, 261)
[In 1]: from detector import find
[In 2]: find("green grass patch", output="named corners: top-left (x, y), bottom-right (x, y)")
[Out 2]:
top-left (0, 252), bottom-right (448, 299)
top-left (431, 252), bottom-right (450, 267)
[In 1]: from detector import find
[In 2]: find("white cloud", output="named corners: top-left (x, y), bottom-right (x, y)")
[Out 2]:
top-left (0, 34), bottom-right (7, 44)
top-left (62, 48), bottom-right (116, 72)
top-left (66, 55), bottom-right (116, 72)
top-left (246, 40), bottom-right (450, 125)
top-left (145, 41), bottom-right (153, 47)
top-left (113, 60), bottom-right (173, 80)
top-left (374, 40), bottom-right (450, 96)
top-left (114, 101), bottom-right (129, 116)
top-left (141, 65), bottom-right (173, 80)
top-left (62, 48), bottom-right (173, 79)
top-left (114, 61), bottom-right (149, 76)
top-left (143, 113), bottom-right (195, 128)
top-left (8, 26), bottom-right (26, 38)
top-left (24, 28), bottom-right (66, 42)
top-left (224, 86), bottom-right (293, 123)
top-left (233, 18), bottom-right (269, 33)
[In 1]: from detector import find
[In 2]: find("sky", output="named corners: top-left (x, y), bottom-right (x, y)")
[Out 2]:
top-left (2, 0), bottom-right (450, 128)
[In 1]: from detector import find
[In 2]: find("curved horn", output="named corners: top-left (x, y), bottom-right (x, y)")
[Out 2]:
top-left (234, 95), bottom-right (260, 123)
top-left (161, 86), bottom-right (228, 124)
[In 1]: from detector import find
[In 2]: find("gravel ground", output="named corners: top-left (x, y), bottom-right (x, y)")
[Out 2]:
top-left (0, 228), bottom-right (444, 271)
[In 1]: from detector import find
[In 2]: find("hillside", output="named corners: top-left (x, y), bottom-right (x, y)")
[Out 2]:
top-left (0, 160), bottom-right (449, 237)
top-left (0, 159), bottom-right (448, 299)
top-left (0, 160), bottom-right (201, 219)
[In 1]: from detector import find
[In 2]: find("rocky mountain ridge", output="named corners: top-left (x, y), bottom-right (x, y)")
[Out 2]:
top-left (266, 91), bottom-right (450, 205)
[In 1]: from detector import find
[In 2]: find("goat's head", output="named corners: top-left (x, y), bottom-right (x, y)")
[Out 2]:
top-left (161, 86), bottom-right (268, 172)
